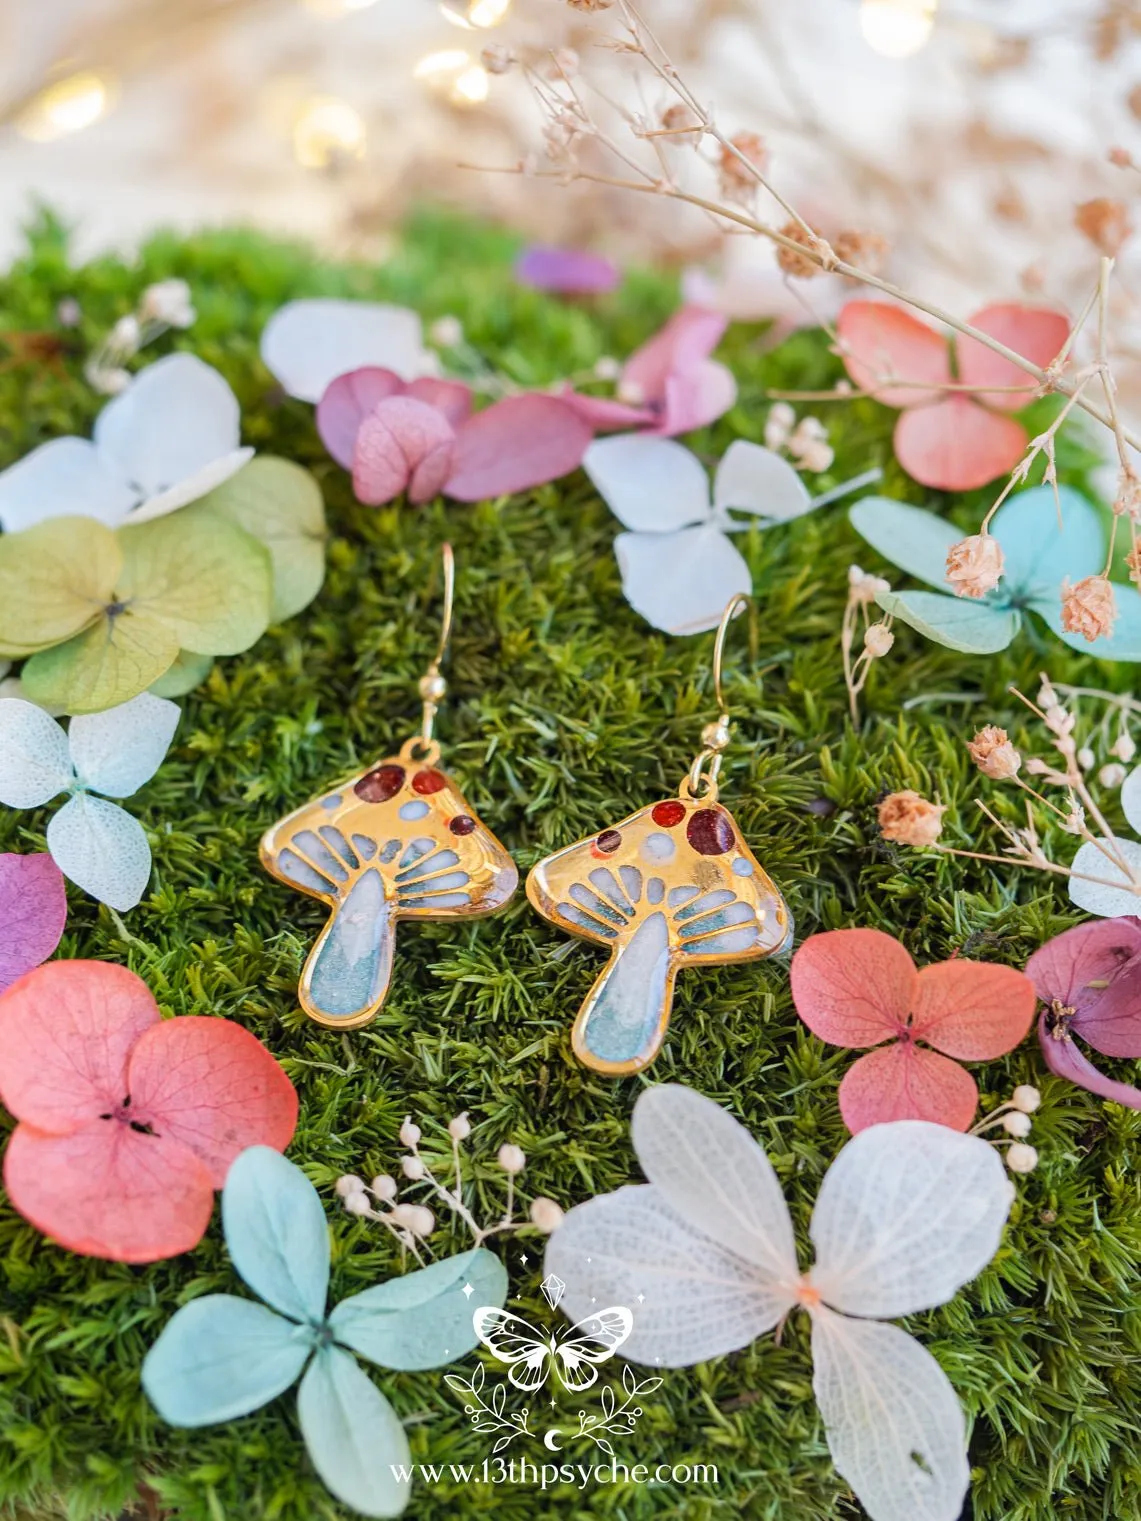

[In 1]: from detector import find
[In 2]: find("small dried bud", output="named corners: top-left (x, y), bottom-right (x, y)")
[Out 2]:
top-left (1074, 197), bottom-right (1133, 257)
top-left (399, 1117), bottom-right (421, 1147)
top-left (1044, 703), bottom-right (1074, 737)
top-left (1060, 575), bottom-right (1118, 643)
top-left (497, 1143), bottom-right (526, 1174)
top-left (1077, 746), bottom-right (1095, 771)
top-left (343, 1192), bottom-right (372, 1217)
top-left (660, 103), bottom-right (701, 138)
top-left (945, 534), bottom-right (1004, 599)
top-left (718, 132), bottom-right (768, 199)
top-left (110, 314), bottom-right (141, 350)
top-left (429, 315), bottom-right (463, 348)
top-left (56, 297), bottom-right (82, 328)
top-left (796, 439), bottom-right (834, 473)
top-left (775, 220), bottom-right (826, 279)
top-left (1012, 1084), bottom-right (1041, 1113)
top-left (448, 1112), bottom-right (471, 1141)
top-left (1127, 545), bottom-right (1141, 589)
top-left (863, 622), bottom-right (894, 658)
top-left (832, 228), bottom-right (889, 276)
top-left (877, 790), bottom-right (946, 848)
top-left (392, 1203), bottom-right (435, 1237)
top-left (401, 1155), bottom-right (426, 1181)
top-left (1036, 679), bottom-right (1058, 708)
top-left (617, 378), bottom-right (645, 406)
top-left (1006, 1142), bottom-right (1039, 1174)
top-left (370, 1173), bottom-right (398, 1200)
top-left (848, 565), bottom-right (890, 603)
top-left (481, 43), bottom-right (515, 74)
top-left (529, 1197), bottom-right (565, 1233)
top-left (1112, 731), bottom-right (1136, 762)
top-left (1099, 762), bottom-right (1127, 789)
top-left (88, 365), bottom-right (132, 396)
top-left (140, 278), bottom-right (195, 328)
top-left (1112, 475), bottom-right (1141, 519)
top-left (967, 725), bottom-right (1022, 780)
top-left (1109, 146), bottom-right (1134, 168)
top-left (1059, 793), bottom-right (1086, 835)
top-left (593, 355), bottom-right (620, 381)
top-left (1002, 1110), bottom-right (1033, 1138)
top-left (335, 1174), bottom-right (365, 1199)
top-left (764, 401), bottom-right (796, 450)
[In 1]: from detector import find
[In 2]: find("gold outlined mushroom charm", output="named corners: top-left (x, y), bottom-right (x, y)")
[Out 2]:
top-left (259, 545), bottom-right (518, 1029)
top-left (526, 594), bottom-right (791, 1075)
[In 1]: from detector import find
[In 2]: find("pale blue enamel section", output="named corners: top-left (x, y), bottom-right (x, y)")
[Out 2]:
top-left (580, 910), bottom-right (671, 1067)
top-left (307, 869), bottom-right (392, 1020)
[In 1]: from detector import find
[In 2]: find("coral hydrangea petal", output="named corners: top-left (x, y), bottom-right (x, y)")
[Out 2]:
top-left (446, 395), bottom-right (591, 501)
top-left (0, 961), bottom-right (159, 1132)
top-left (910, 959), bottom-right (1036, 1059)
top-left (957, 304), bottom-right (1070, 412)
top-left (1036, 1010), bottom-right (1141, 1108)
top-left (351, 397), bottom-right (456, 507)
top-left (623, 307), bottom-right (729, 400)
top-left (515, 246), bottom-right (621, 295)
top-left (837, 302), bottom-right (951, 408)
top-left (0, 854), bottom-right (67, 994)
top-left (894, 396), bottom-right (1027, 491)
top-left (790, 928), bottom-right (917, 1047)
top-left (838, 1044), bottom-right (979, 1133)
top-left (316, 369), bottom-right (405, 469)
top-left (4, 1121), bottom-right (215, 1262)
top-left (127, 1016), bottom-right (298, 1186)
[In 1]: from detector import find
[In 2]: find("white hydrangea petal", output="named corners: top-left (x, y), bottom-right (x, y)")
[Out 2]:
top-left (260, 298), bottom-right (427, 402)
top-left (93, 354), bottom-right (241, 498)
top-left (809, 1121), bottom-right (1013, 1319)
top-left (1068, 837), bottom-right (1141, 918)
top-left (545, 1183), bottom-right (793, 1368)
top-left (631, 1084), bottom-right (799, 1287)
top-left (1120, 766), bottom-right (1141, 836)
top-left (0, 437), bottom-right (136, 532)
top-left (583, 435), bottom-right (711, 532)
top-left (712, 440), bottom-right (811, 523)
top-left (615, 524), bottom-right (750, 635)
top-left (46, 793), bottom-right (152, 911)
top-left (127, 447), bottom-right (255, 523)
top-left (67, 693), bottom-right (180, 798)
top-left (811, 1308), bottom-right (969, 1521)
top-left (0, 699), bottom-right (73, 807)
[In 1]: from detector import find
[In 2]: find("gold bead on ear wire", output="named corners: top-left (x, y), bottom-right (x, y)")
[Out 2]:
top-left (526, 591), bottom-right (792, 1077)
top-left (260, 543), bottom-right (518, 1030)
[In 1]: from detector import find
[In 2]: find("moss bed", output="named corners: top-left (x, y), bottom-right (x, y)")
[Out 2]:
top-left (0, 209), bottom-right (1138, 1521)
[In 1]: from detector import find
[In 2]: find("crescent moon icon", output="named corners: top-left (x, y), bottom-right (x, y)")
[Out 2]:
top-left (543, 1428), bottom-right (564, 1453)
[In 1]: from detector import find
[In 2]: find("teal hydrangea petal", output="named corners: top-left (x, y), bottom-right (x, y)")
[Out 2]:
top-left (849, 497), bottom-right (963, 592)
top-left (297, 1345), bottom-right (412, 1519)
top-left (329, 1247), bottom-right (507, 1371)
top-left (991, 484), bottom-right (1104, 598)
top-left (222, 1147), bottom-right (331, 1324)
top-left (875, 589), bottom-right (1020, 654)
top-left (141, 1294), bottom-right (314, 1426)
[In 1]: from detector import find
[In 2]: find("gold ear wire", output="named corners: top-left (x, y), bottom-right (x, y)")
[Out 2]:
top-left (404, 542), bottom-right (455, 765)
top-left (683, 591), bottom-right (756, 802)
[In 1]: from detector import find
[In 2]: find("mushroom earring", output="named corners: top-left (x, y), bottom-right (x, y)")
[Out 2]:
top-left (260, 544), bottom-right (518, 1029)
top-left (526, 593), bottom-right (792, 1077)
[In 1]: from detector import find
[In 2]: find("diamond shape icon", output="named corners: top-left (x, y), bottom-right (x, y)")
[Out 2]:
top-left (540, 1272), bottom-right (566, 1310)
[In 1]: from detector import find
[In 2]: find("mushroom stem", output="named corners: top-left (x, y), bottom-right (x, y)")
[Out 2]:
top-left (571, 911), bottom-right (678, 1076)
top-left (300, 870), bottom-right (396, 1029)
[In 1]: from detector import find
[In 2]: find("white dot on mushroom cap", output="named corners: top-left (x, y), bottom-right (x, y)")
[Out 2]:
top-left (732, 857), bottom-right (754, 877)
top-left (641, 833), bottom-right (675, 862)
top-left (399, 800), bottom-right (430, 821)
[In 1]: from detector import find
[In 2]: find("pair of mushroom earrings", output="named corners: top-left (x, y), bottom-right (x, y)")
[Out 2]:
top-left (261, 546), bottom-right (792, 1076)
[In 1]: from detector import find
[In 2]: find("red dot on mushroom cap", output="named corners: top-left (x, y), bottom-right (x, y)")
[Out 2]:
top-left (413, 768), bottom-right (447, 795)
top-left (449, 815), bottom-right (476, 836)
top-left (652, 800), bottom-right (687, 828)
top-left (593, 829), bottom-right (622, 855)
top-left (354, 764), bottom-right (405, 802)
top-left (687, 808), bottom-right (734, 856)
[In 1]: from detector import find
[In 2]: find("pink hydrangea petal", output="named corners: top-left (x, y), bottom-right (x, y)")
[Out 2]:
top-left (0, 853), bottom-right (66, 994)
top-left (957, 304), bottom-right (1070, 413)
top-left (894, 395), bottom-right (1027, 491)
top-left (838, 1043), bottom-right (979, 1133)
top-left (651, 359), bottom-right (738, 436)
top-left (1037, 1010), bottom-right (1141, 1108)
top-left (351, 396), bottom-right (456, 507)
top-left (623, 307), bottom-right (729, 402)
top-left (515, 246), bottom-right (621, 295)
top-left (4, 1120), bottom-right (216, 1262)
top-left (1027, 917), bottom-right (1141, 1058)
top-left (406, 378), bottom-right (473, 429)
top-left (558, 391), bottom-right (657, 432)
top-left (790, 928), bottom-right (917, 1047)
top-left (836, 301), bottom-right (951, 408)
top-left (127, 1016), bottom-right (298, 1187)
top-left (446, 395), bottom-right (592, 502)
top-left (910, 959), bottom-right (1036, 1059)
top-left (0, 961), bottom-right (159, 1133)
top-left (316, 368), bottom-right (405, 469)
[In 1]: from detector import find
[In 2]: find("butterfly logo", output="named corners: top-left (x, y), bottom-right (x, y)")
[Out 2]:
top-left (472, 1305), bottom-right (633, 1392)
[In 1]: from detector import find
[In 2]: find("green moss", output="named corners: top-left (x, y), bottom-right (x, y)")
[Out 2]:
top-left (0, 206), bottom-right (1138, 1521)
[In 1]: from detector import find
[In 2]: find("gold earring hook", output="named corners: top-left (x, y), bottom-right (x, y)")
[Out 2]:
top-left (682, 592), bottom-right (756, 803)
top-left (401, 543), bottom-right (455, 766)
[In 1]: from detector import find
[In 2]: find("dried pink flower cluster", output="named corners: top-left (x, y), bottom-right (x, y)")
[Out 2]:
top-left (776, 220), bottom-right (829, 278)
top-left (718, 132), bottom-right (768, 200)
top-left (877, 790), bottom-right (946, 848)
top-left (967, 725), bottom-right (1022, 780)
top-left (1060, 575), bottom-right (1118, 642)
top-left (1074, 197), bottom-right (1133, 257)
top-left (945, 533), bottom-right (1004, 598)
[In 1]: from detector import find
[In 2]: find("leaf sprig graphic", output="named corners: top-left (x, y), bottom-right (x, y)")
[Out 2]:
top-left (444, 1362), bottom-right (534, 1454)
top-left (575, 1366), bottom-right (663, 1456)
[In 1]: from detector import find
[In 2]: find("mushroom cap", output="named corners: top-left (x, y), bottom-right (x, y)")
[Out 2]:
top-left (526, 795), bottom-right (791, 965)
top-left (260, 754), bottom-right (518, 921)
